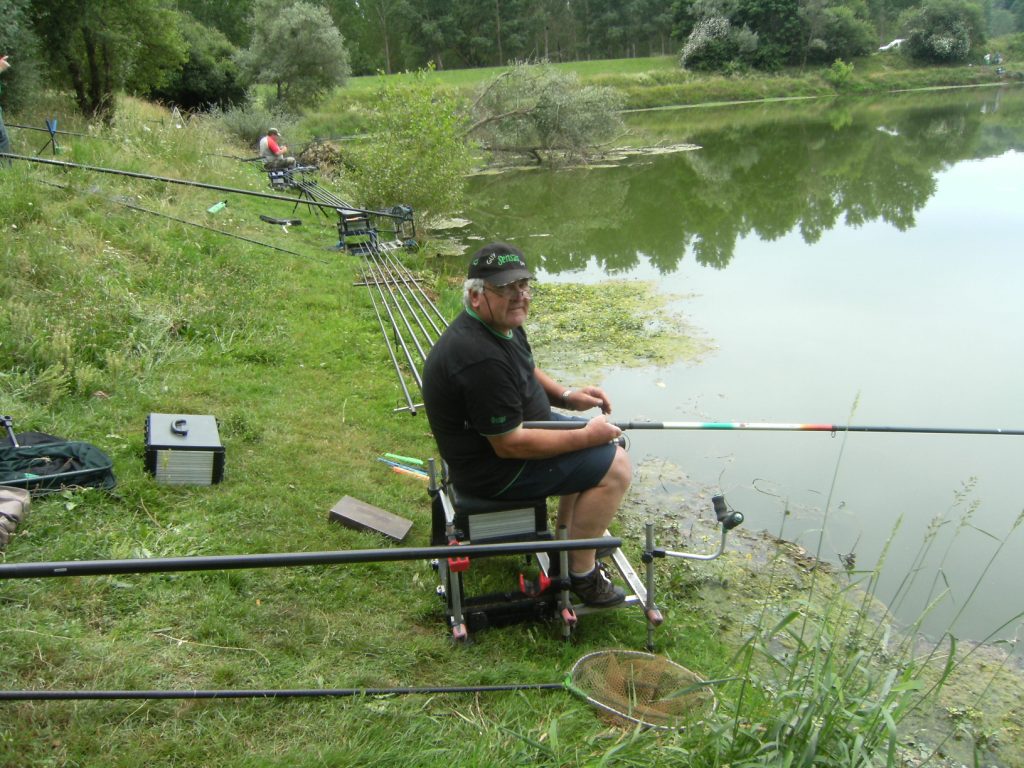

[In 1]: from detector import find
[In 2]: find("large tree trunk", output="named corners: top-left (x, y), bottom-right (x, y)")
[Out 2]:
top-left (74, 26), bottom-right (113, 121)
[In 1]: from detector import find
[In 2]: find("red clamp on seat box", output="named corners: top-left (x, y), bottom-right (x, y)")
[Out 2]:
top-left (447, 540), bottom-right (470, 572)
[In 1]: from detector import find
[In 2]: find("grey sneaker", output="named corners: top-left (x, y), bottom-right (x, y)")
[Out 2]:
top-left (570, 563), bottom-right (626, 607)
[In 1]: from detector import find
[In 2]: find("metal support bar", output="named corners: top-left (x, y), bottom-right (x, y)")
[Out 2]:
top-left (644, 523), bottom-right (661, 651)
top-left (658, 530), bottom-right (730, 562)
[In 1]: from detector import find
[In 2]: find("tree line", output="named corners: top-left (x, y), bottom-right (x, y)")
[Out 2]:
top-left (201, 0), bottom-right (1021, 74)
top-left (1, 0), bottom-right (1020, 121)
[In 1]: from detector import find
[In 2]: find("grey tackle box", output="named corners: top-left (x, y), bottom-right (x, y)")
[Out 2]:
top-left (145, 413), bottom-right (224, 485)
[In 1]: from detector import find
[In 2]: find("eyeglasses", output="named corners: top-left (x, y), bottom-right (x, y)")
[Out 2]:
top-left (485, 280), bottom-right (532, 300)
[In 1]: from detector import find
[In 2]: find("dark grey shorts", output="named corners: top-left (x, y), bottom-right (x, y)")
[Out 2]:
top-left (496, 414), bottom-right (617, 499)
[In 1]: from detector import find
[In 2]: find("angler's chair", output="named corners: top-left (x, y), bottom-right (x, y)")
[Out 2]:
top-left (428, 461), bottom-right (654, 642)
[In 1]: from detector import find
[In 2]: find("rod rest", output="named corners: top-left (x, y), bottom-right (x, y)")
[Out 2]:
top-left (712, 494), bottom-right (745, 530)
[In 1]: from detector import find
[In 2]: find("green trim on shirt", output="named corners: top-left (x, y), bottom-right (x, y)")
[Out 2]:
top-left (494, 462), bottom-right (528, 497)
top-left (465, 308), bottom-right (513, 340)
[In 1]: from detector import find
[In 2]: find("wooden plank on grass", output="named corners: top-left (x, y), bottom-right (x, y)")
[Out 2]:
top-left (328, 495), bottom-right (413, 542)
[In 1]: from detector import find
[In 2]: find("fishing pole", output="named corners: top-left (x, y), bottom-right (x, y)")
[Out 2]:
top-left (357, 251), bottom-right (419, 414)
top-left (360, 244), bottom-right (424, 391)
top-left (0, 537), bottom-right (620, 581)
top-left (206, 152), bottom-right (262, 163)
top-left (294, 177), bottom-right (352, 209)
top-left (5, 122), bottom-right (95, 139)
top-left (377, 246), bottom-right (448, 336)
top-left (0, 683), bottom-right (563, 702)
top-left (0, 649), bottom-right (725, 734)
top-left (365, 246), bottom-right (433, 359)
top-left (376, 456), bottom-right (428, 475)
top-left (392, 465), bottom-right (428, 481)
top-left (310, 134), bottom-right (371, 143)
top-left (0, 153), bottom-right (401, 219)
top-left (34, 179), bottom-right (324, 263)
top-left (385, 453), bottom-right (425, 466)
top-left (522, 420), bottom-right (1024, 436)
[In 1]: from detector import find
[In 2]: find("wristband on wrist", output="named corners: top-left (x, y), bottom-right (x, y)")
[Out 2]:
top-left (560, 388), bottom-right (574, 404)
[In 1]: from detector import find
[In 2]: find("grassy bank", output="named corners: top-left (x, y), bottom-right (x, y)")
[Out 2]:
top-left (303, 50), bottom-right (1014, 139)
top-left (2, 93), bottom-right (1022, 766)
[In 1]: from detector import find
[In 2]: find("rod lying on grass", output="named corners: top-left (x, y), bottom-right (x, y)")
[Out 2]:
top-left (0, 648), bottom-right (724, 733)
top-left (0, 537), bottom-right (620, 580)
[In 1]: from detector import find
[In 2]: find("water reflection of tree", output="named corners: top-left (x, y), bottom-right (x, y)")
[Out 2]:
top-left (465, 91), bottom-right (1023, 275)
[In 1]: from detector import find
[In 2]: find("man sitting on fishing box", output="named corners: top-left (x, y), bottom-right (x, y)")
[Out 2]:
top-left (259, 127), bottom-right (295, 169)
top-left (421, 243), bottom-right (632, 607)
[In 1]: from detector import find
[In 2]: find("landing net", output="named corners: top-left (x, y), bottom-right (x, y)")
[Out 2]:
top-left (569, 650), bottom-right (716, 730)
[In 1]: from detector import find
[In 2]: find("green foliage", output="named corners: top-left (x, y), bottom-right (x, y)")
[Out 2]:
top-left (0, 101), bottom-right (283, 403)
top-left (679, 0), bottom-right (874, 72)
top-left (689, 464), bottom-right (1024, 766)
top-left (150, 13), bottom-right (247, 110)
top-left (468, 61), bottom-right (624, 163)
top-left (0, 0), bottom-right (43, 113)
top-left (236, 0), bottom-right (351, 109)
top-left (209, 102), bottom-right (298, 148)
top-left (30, 0), bottom-right (188, 121)
top-left (818, 6), bottom-right (878, 63)
top-left (346, 68), bottom-right (473, 218)
top-left (995, 30), bottom-right (1024, 58)
top-left (175, 0), bottom-right (256, 47)
top-left (989, 6), bottom-right (1018, 36)
top-left (735, 0), bottom-right (806, 69)
top-left (825, 57), bottom-right (857, 88)
top-left (899, 0), bottom-right (988, 63)
top-left (680, 16), bottom-right (757, 70)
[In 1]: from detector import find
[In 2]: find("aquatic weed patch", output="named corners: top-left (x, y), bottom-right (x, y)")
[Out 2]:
top-left (526, 280), bottom-right (710, 379)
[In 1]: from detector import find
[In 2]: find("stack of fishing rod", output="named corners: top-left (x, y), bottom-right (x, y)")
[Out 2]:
top-left (270, 167), bottom-right (415, 251)
top-left (283, 170), bottom-right (351, 219)
top-left (293, 177), bottom-right (348, 209)
top-left (247, 162), bottom-right (437, 409)
top-left (358, 239), bottom-right (448, 414)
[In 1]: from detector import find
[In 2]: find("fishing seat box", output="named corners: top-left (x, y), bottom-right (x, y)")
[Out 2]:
top-left (145, 413), bottom-right (224, 486)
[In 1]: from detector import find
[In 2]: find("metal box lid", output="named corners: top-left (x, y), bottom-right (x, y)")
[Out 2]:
top-left (146, 413), bottom-right (222, 451)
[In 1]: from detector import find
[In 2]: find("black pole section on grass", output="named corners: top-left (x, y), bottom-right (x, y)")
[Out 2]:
top-left (34, 179), bottom-right (318, 262)
top-left (0, 153), bottom-right (399, 219)
top-left (522, 421), bottom-right (1024, 436)
top-left (0, 537), bottom-right (620, 581)
top-left (0, 683), bottom-right (566, 702)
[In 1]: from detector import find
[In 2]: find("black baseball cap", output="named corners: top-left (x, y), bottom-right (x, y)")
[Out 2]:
top-left (467, 242), bottom-right (532, 286)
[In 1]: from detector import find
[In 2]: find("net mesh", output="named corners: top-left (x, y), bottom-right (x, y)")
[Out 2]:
top-left (569, 650), bottom-right (715, 730)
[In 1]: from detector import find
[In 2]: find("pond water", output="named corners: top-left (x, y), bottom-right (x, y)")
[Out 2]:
top-left (458, 86), bottom-right (1024, 641)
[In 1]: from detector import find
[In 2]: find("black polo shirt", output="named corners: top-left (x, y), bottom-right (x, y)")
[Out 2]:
top-left (422, 309), bottom-right (551, 496)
